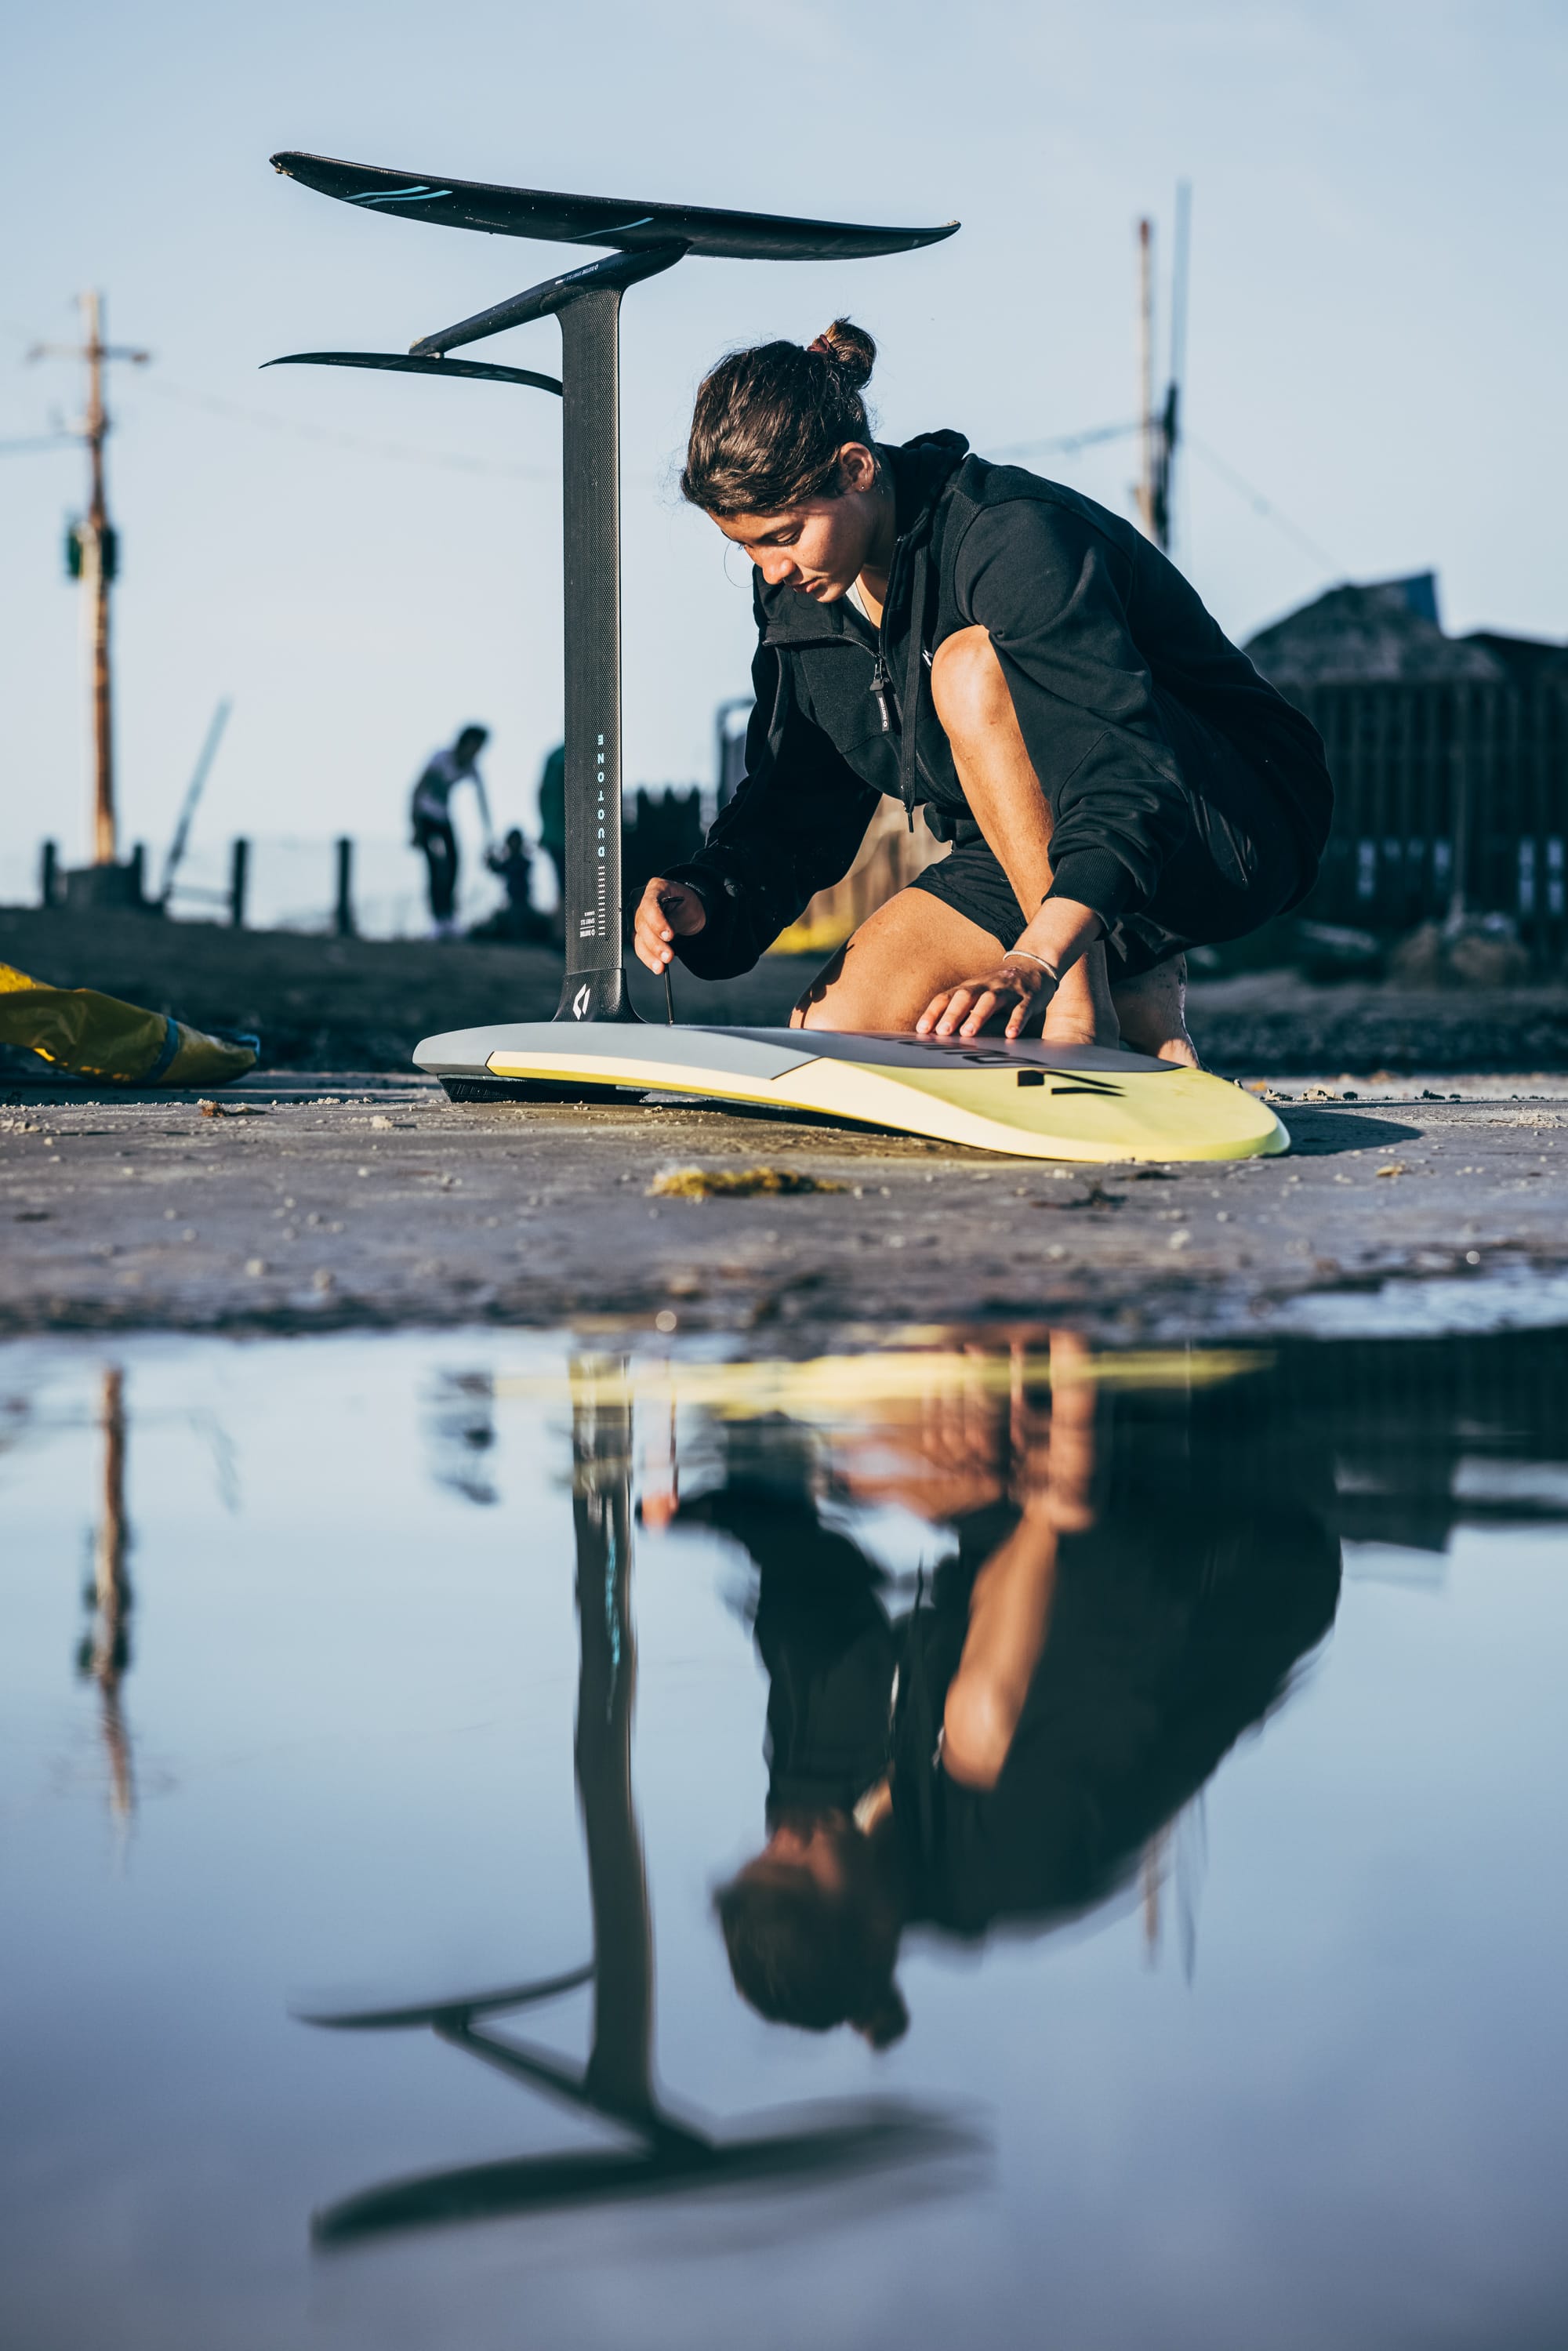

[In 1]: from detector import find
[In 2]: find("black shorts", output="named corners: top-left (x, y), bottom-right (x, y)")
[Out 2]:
top-left (909, 698), bottom-right (1310, 981)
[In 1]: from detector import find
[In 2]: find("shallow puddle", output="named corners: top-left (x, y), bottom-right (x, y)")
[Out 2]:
top-left (3, 1325), bottom-right (1567, 2349)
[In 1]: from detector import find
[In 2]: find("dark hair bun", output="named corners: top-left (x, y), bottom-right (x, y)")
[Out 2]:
top-left (812, 318), bottom-right (877, 394)
top-left (683, 317), bottom-right (880, 517)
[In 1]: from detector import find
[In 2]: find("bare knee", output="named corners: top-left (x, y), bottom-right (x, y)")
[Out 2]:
top-left (793, 1000), bottom-right (870, 1032)
top-left (931, 625), bottom-right (1014, 742)
top-left (793, 988), bottom-right (877, 1033)
top-left (790, 945), bottom-right (861, 1030)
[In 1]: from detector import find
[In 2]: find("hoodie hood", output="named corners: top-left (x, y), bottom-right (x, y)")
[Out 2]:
top-left (885, 429), bottom-right (970, 542)
top-left (753, 429), bottom-right (970, 649)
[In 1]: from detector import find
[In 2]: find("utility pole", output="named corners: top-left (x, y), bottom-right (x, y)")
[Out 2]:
top-left (1134, 218), bottom-right (1156, 544)
top-left (1160, 180), bottom-right (1191, 557)
top-left (29, 295), bottom-right (151, 868)
top-left (1131, 190), bottom-right (1192, 557)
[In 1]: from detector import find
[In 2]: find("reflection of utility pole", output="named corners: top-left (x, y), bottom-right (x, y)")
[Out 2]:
top-left (78, 1366), bottom-right (135, 1823)
top-left (28, 295), bottom-right (151, 867)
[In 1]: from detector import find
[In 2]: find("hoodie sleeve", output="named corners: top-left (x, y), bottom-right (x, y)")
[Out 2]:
top-left (662, 629), bottom-right (880, 979)
top-left (952, 497), bottom-right (1192, 925)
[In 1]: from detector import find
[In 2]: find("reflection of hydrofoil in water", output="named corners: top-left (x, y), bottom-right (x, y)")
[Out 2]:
top-left (297, 1362), bottom-right (970, 2245)
top-left (267, 152), bottom-right (1286, 1163)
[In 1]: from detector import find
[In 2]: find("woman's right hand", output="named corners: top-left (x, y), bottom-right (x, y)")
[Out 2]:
top-left (633, 876), bottom-right (706, 973)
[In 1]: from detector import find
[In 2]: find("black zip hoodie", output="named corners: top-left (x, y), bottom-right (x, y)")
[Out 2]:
top-left (668, 432), bottom-right (1332, 978)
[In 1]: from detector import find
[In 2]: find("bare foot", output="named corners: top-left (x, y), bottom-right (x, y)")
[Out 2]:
top-left (1110, 953), bottom-right (1202, 1066)
top-left (1041, 941), bottom-right (1120, 1047)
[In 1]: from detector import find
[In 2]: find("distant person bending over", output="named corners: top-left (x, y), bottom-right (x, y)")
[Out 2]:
top-left (633, 323), bottom-right (1333, 1061)
top-left (474, 827), bottom-right (545, 944)
top-left (411, 724), bottom-right (492, 939)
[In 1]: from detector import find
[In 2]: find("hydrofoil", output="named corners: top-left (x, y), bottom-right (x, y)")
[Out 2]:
top-left (267, 151), bottom-right (1287, 1163)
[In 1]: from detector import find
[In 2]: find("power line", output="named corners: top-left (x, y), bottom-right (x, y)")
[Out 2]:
top-left (7, 329), bottom-right (557, 482)
top-left (1185, 435), bottom-right (1343, 578)
top-left (991, 412), bottom-right (1341, 582)
top-left (989, 419), bottom-right (1140, 461)
top-left (12, 316), bottom-right (1344, 578)
top-left (6, 312), bottom-right (555, 480)
top-left (143, 377), bottom-right (556, 482)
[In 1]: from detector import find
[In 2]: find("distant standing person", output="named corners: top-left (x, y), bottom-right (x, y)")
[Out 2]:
top-left (411, 724), bottom-right (492, 938)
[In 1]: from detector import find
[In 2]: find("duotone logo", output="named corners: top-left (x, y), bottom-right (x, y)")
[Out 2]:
top-left (572, 983), bottom-right (592, 1020)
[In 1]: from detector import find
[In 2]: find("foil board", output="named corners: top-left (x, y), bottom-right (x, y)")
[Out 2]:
top-left (414, 1023), bottom-right (1287, 1163)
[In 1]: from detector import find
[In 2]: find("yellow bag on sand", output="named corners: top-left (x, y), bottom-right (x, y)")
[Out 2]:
top-left (0, 961), bottom-right (257, 1087)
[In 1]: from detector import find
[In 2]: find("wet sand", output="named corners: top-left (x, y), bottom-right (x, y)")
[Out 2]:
top-left (3, 1075), bottom-right (1565, 1342)
top-left (5, 905), bottom-right (1566, 1342)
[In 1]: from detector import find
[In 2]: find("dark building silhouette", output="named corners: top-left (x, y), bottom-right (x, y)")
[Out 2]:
top-left (1245, 575), bottom-right (1568, 956)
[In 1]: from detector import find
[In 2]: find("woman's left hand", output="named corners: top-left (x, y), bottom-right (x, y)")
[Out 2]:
top-left (916, 955), bottom-right (1056, 1040)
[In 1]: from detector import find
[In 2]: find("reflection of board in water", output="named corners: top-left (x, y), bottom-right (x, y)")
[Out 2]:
top-left (299, 1359), bottom-right (972, 2245)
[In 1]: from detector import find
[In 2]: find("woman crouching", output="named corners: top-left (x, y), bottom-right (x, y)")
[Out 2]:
top-left (633, 321), bottom-right (1331, 1059)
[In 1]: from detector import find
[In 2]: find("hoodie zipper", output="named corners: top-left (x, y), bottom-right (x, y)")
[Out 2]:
top-left (760, 619), bottom-right (942, 822)
top-left (869, 649), bottom-right (896, 737)
top-left (760, 532), bottom-right (939, 827)
top-left (869, 542), bottom-right (916, 827)
top-left (882, 541), bottom-right (919, 829)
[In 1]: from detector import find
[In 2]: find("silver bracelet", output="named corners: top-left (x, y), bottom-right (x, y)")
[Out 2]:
top-left (1004, 949), bottom-right (1060, 981)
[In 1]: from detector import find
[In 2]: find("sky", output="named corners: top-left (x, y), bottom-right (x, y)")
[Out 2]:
top-left (2, 0), bottom-right (1564, 897)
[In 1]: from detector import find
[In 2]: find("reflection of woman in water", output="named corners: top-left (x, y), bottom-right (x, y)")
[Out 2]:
top-left (688, 1341), bottom-right (1341, 2046)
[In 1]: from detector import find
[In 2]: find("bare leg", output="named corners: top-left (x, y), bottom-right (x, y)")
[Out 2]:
top-left (1110, 953), bottom-right (1201, 1067)
top-left (790, 890), bottom-right (1007, 1031)
top-left (1037, 943), bottom-right (1118, 1048)
top-left (929, 628), bottom-right (1119, 1048)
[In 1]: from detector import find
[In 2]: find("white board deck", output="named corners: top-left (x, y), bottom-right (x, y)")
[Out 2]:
top-left (414, 1022), bottom-right (1287, 1163)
